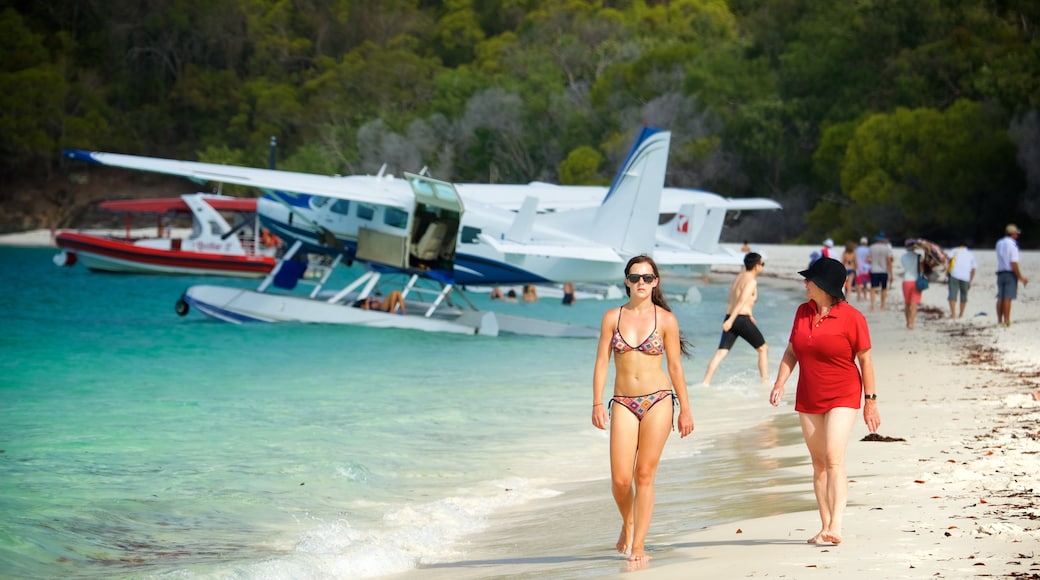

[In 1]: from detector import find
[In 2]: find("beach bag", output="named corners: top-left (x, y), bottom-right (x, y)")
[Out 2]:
top-left (915, 274), bottom-right (929, 291)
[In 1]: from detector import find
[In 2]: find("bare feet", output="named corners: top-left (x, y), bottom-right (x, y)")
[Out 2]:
top-left (1031, 391), bottom-right (1040, 401)
top-left (821, 532), bottom-right (842, 544)
top-left (616, 523), bottom-right (633, 555)
top-left (625, 555), bottom-right (650, 571)
top-left (808, 531), bottom-right (841, 545)
top-left (628, 547), bottom-right (650, 562)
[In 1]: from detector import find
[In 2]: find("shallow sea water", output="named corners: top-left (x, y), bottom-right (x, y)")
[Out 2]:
top-left (0, 246), bottom-right (807, 578)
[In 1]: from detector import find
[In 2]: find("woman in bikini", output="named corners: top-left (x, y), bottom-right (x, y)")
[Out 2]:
top-left (592, 255), bottom-right (694, 563)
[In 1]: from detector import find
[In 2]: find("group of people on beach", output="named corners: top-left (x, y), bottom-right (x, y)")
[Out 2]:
top-left (592, 223), bottom-right (1030, 564)
top-left (824, 225), bottom-right (1029, 330)
top-left (592, 252), bottom-right (878, 563)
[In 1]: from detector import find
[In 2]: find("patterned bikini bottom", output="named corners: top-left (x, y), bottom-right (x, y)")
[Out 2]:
top-left (609, 389), bottom-right (675, 421)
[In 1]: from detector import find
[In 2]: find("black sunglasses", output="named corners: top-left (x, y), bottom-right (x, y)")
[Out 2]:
top-left (626, 274), bottom-right (657, 284)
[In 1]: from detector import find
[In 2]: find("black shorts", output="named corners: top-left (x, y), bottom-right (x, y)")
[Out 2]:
top-left (717, 314), bottom-right (766, 350)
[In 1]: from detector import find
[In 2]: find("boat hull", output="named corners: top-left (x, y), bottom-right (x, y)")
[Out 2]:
top-left (56, 233), bottom-right (276, 278)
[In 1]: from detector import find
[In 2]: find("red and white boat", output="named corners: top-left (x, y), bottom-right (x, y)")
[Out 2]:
top-left (54, 193), bottom-right (280, 277)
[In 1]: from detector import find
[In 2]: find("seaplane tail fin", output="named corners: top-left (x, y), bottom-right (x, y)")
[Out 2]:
top-left (690, 202), bottom-right (728, 253)
top-left (505, 196), bottom-right (539, 242)
top-left (659, 202), bottom-right (725, 253)
top-left (591, 127), bottom-right (671, 255)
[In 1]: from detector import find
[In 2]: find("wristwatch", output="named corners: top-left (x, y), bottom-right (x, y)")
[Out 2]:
top-left (864, 393), bottom-right (877, 400)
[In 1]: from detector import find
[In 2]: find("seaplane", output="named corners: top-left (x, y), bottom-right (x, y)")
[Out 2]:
top-left (454, 182), bottom-right (782, 278)
top-left (177, 173), bottom-right (599, 336)
top-left (63, 126), bottom-right (780, 292)
top-left (52, 193), bottom-right (280, 277)
top-left (63, 127), bottom-right (668, 288)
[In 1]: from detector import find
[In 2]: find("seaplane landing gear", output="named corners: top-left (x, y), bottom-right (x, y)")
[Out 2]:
top-left (175, 293), bottom-right (190, 316)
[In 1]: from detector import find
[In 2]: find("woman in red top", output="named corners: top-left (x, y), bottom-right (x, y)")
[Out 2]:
top-left (769, 257), bottom-right (881, 545)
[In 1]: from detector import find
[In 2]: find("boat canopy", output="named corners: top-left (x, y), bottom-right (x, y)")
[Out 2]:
top-left (98, 196), bottom-right (257, 214)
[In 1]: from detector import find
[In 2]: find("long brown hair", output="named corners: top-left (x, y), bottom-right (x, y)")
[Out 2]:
top-left (624, 255), bottom-right (692, 357)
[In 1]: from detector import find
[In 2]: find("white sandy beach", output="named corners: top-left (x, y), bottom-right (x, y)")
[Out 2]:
top-left (393, 242), bottom-right (1040, 579)
top-left (638, 243), bottom-right (1040, 579)
top-left (5, 230), bottom-right (1038, 578)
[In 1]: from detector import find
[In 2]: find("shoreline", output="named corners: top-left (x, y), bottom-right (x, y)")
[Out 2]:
top-left (5, 231), bottom-right (1038, 577)
top-left (389, 243), bottom-right (1040, 579)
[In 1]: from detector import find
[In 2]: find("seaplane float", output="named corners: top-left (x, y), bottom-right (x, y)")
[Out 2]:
top-left (174, 173), bottom-right (598, 337)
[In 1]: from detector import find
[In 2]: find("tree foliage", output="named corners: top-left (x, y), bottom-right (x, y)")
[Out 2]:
top-left (840, 100), bottom-right (1022, 242)
top-left (3, 0), bottom-right (1037, 243)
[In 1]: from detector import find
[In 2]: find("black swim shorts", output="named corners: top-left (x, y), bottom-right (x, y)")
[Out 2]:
top-left (717, 314), bottom-right (766, 350)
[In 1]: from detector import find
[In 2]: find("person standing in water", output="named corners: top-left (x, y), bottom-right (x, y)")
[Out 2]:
top-left (701, 252), bottom-right (768, 386)
top-left (592, 255), bottom-right (694, 563)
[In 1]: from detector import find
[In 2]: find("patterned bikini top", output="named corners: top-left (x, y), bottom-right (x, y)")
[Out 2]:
top-left (612, 306), bottom-right (664, 356)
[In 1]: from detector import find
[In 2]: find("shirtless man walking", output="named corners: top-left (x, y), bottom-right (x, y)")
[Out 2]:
top-left (702, 252), bottom-right (768, 386)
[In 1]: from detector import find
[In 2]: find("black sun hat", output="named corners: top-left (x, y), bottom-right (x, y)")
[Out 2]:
top-left (799, 257), bottom-right (847, 300)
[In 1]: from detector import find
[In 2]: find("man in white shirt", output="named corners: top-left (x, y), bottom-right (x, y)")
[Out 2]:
top-left (946, 242), bottom-right (977, 319)
top-left (995, 224), bottom-right (1029, 326)
top-left (868, 233), bottom-right (893, 311)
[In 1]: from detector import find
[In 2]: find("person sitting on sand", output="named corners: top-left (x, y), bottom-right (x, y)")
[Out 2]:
top-left (769, 257), bottom-right (880, 546)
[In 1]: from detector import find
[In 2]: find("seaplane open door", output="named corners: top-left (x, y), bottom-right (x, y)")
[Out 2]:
top-left (403, 173), bottom-right (463, 276)
top-left (352, 173), bottom-right (462, 276)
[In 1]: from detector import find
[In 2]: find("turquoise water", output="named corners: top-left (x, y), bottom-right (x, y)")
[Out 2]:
top-left (0, 247), bottom-right (804, 578)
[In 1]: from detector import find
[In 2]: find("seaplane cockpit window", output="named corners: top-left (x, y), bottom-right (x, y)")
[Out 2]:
top-left (384, 207), bottom-right (408, 229)
top-left (330, 199), bottom-right (351, 215)
top-left (310, 196), bottom-right (331, 209)
top-left (357, 204), bottom-right (375, 221)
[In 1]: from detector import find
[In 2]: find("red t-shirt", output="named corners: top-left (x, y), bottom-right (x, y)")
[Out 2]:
top-left (789, 301), bottom-right (871, 413)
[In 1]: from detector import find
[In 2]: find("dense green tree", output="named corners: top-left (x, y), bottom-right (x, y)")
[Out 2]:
top-left (2, 0), bottom-right (1039, 243)
top-left (839, 100), bottom-right (1023, 243)
top-left (0, 9), bottom-right (67, 174)
top-left (558, 144), bottom-right (604, 185)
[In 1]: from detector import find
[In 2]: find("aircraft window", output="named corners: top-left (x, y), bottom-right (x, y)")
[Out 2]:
top-left (432, 183), bottom-right (459, 203)
top-left (357, 204), bottom-right (375, 221)
top-left (409, 178), bottom-right (434, 196)
top-left (310, 196), bottom-right (331, 209)
top-left (330, 199), bottom-right (351, 215)
top-left (384, 207), bottom-right (408, 229)
top-left (460, 225), bottom-right (481, 244)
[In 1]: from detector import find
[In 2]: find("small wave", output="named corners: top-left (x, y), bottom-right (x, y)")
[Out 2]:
top-left (216, 477), bottom-right (560, 579)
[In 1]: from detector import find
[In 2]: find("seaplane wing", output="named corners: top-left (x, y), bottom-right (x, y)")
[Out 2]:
top-left (62, 150), bottom-right (413, 210)
top-left (475, 233), bottom-right (623, 262)
top-left (651, 246), bottom-right (744, 266)
top-left (63, 126), bottom-right (678, 285)
top-left (455, 182), bottom-right (781, 215)
top-left (659, 190), bottom-right (782, 213)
